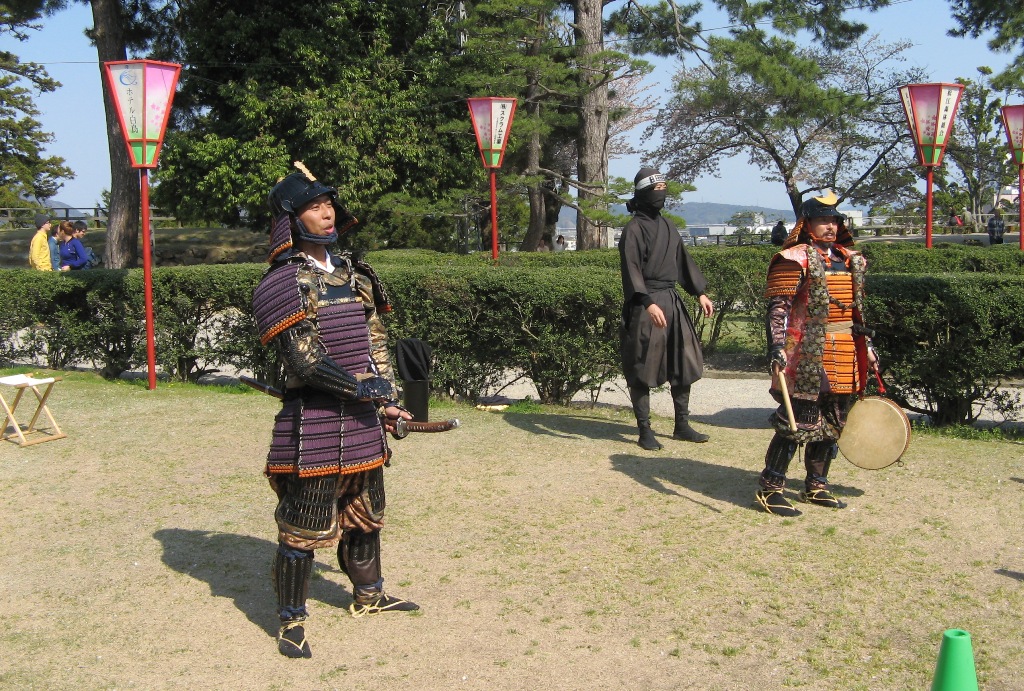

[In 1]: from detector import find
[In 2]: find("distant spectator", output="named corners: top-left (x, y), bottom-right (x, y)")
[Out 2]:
top-left (29, 213), bottom-right (53, 271)
top-left (554, 234), bottom-right (567, 252)
top-left (48, 224), bottom-right (61, 270)
top-left (72, 220), bottom-right (100, 268)
top-left (537, 236), bottom-right (552, 252)
top-left (947, 210), bottom-right (963, 234)
top-left (987, 209), bottom-right (1005, 245)
top-left (58, 221), bottom-right (90, 271)
top-left (770, 220), bottom-right (788, 246)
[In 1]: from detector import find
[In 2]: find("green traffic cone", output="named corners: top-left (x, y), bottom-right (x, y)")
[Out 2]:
top-left (930, 629), bottom-right (979, 691)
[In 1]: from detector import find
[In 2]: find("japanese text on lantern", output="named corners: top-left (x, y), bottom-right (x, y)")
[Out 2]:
top-left (494, 103), bottom-right (510, 146)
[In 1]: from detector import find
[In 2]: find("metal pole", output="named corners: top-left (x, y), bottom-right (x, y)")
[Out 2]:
top-left (490, 169), bottom-right (499, 260)
top-left (141, 169), bottom-right (157, 390)
top-left (925, 167), bottom-right (934, 249)
top-left (1019, 166), bottom-right (1023, 251)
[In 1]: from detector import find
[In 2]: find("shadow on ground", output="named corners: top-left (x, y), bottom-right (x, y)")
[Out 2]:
top-left (500, 405), bottom-right (771, 441)
top-left (692, 407), bottom-right (773, 430)
top-left (501, 411), bottom-right (637, 443)
top-left (153, 528), bottom-right (354, 638)
top-left (609, 452), bottom-right (753, 512)
top-left (607, 452), bottom-right (863, 511)
top-left (501, 411), bottom-right (865, 510)
top-left (995, 568), bottom-right (1024, 582)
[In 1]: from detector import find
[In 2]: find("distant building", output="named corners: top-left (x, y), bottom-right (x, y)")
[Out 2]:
top-left (686, 224), bottom-right (734, 238)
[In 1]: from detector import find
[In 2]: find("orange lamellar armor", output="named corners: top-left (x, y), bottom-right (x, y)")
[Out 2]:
top-left (765, 259), bottom-right (802, 297)
top-left (823, 271), bottom-right (857, 393)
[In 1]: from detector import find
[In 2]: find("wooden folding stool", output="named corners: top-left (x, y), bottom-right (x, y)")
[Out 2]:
top-left (0, 374), bottom-right (67, 447)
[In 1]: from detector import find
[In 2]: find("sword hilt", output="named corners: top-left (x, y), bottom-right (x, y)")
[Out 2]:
top-left (392, 417), bottom-right (461, 439)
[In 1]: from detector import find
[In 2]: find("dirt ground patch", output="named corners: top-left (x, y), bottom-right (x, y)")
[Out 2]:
top-left (1, 372), bottom-right (1022, 690)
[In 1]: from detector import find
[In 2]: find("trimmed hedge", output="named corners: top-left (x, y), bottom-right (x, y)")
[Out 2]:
top-left (866, 273), bottom-right (1024, 425)
top-left (1, 242), bottom-right (1022, 420)
top-left (858, 242), bottom-right (1024, 275)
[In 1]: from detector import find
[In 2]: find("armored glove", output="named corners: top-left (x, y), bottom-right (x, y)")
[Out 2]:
top-left (356, 376), bottom-right (395, 402)
top-left (768, 345), bottom-right (787, 372)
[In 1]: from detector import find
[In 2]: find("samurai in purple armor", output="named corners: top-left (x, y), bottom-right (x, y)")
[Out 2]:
top-left (252, 163), bottom-right (418, 659)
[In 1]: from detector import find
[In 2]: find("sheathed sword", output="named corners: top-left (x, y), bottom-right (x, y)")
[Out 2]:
top-left (239, 375), bottom-right (460, 439)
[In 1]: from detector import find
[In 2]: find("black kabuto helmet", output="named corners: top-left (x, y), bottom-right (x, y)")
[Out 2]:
top-left (783, 189), bottom-right (854, 249)
top-left (265, 162), bottom-right (358, 262)
top-left (800, 190), bottom-right (844, 220)
top-left (268, 166), bottom-right (338, 218)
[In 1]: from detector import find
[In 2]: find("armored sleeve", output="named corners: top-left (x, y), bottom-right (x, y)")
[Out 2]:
top-left (274, 320), bottom-right (362, 399)
top-left (764, 256), bottom-right (802, 349)
top-left (252, 261), bottom-right (387, 401)
top-left (354, 270), bottom-right (397, 393)
top-left (765, 296), bottom-right (791, 350)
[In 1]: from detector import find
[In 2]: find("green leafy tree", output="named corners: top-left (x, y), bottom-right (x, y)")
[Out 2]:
top-left (607, 1), bottom-right (905, 212)
top-left (17, 0), bottom-right (165, 268)
top-left (451, 1), bottom-right (579, 251)
top-left (949, 0), bottom-right (1024, 92)
top-left (645, 36), bottom-right (924, 215)
top-left (147, 0), bottom-right (477, 252)
top-left (0, 20), bottom-right (74, 204)
top-left (939, 67), bottom-right (1017, 230)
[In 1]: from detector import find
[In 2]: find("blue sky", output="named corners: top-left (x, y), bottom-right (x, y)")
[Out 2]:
top-left (1, 0), bottom-right (1014, 210)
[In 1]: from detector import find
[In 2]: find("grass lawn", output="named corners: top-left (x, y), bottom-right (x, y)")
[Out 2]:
top-left (0, 370), bottom-right (1021, 689)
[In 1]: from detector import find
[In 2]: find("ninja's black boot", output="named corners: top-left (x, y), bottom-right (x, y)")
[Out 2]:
top-left (755, 434), bottom-right (801, 517)
top-left (800, 441), bottom-right (847, 509)
top-left (629, 385), bottom-right (661, 450)
top-left (672, 419), bottom-right (709, 443)
top-left (637, 420), bottom-right (662, 451)
top-left (671, 384), bottom-right (709, 442)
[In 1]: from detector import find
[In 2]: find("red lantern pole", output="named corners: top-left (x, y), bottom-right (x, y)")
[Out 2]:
top-left (489, 170), bottom-right (499, 260)
top-left (1000, 105), bottom-right (1024, 251)
top-left (1019, 166), bottom-right (1023, 251)
top-left (467, 97), bottom-right (517, 261)
top-left (925, 168), bottom-right (934, 249)
top-left (140, 170), bottom-right (157, 390)
top-left (103, 59), bottom-right (181, 388)
top-left (899, 83), bottom-right (964, 249)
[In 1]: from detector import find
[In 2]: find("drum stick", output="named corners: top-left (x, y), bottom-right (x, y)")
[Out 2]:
top-left (773, 364), bottom-right (798, 433)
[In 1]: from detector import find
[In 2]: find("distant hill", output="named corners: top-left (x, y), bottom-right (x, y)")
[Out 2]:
top-left (557, 201), bottom-right (794, 229)
top-left (671, 201), bottom-right (795, 226)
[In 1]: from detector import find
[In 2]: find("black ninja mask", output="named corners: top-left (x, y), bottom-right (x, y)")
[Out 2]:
top-left (632, 167), bottom-right (667, 214)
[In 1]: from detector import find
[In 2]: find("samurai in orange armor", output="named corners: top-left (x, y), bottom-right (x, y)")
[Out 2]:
top-left (755, 191), bottom-right (878, 517)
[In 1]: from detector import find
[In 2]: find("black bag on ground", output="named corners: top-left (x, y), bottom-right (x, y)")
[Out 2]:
top-left (396, 339), bottom-right (432, 421)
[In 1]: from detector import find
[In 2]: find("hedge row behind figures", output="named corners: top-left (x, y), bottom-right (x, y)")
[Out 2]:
top-left (1, 243), bottom-right (1022, 424)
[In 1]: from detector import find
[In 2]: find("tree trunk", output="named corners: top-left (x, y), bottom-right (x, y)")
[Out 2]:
top-left (786, 177), bottom-right (802, 217)
top-left (573, 0), bottom-right (608, 251)
top-left (91, 0), bottom-right (140, 269)
top-left (521, 24), bottom-right (546, 252)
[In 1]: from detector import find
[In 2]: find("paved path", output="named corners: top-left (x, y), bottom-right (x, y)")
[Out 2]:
top-left (498, 370), bottom-right (777, 430)
top-left (497, 369), bottom-right (1018, 429)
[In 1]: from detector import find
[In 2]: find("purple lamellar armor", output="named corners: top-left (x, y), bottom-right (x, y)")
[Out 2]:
top-left (259, 267), bottom-right (388, 478)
